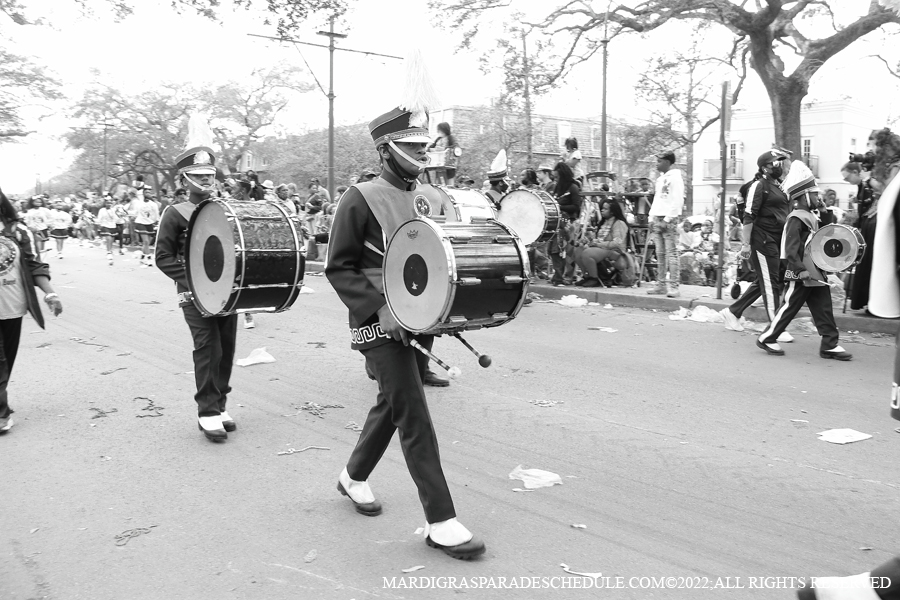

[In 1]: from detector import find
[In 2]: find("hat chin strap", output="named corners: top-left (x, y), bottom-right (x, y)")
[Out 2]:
top-left (388, 140), bottom-right (429, 175)
top-left (183, 172), bottom-right (215, 194)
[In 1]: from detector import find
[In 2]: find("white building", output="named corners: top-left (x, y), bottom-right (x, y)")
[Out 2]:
top-left (691, 101), bottom-right (882, 215)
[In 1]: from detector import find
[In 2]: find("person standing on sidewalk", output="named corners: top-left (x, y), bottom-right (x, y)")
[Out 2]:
top-left (719, 150), bottom-right (793, 343)
top-left (646, 151), bottom-right (684, 298)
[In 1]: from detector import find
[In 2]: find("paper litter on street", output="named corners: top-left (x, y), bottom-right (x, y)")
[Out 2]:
top-left (669, 305), bottom-right (724, 323)
top-left (299, 286), bottom-right (314, 294)
top-left (588, 326), bottom-right (618, 332)
top-left (558, 295), bottom-right (588, 307)
top-left (235, 347), bottom-right (276, 367)
top-left (402, 565), bottom-right (425, 573)
top-left (509, 465), bottom-right (563, 489)
top-left (817, 428), bottom-right (872, 444)
top-left (560, 563), bottom-right (603, 578)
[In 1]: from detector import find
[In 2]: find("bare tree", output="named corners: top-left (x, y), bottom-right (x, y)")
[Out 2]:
top-left (435, 0), bottom-right (900, 157)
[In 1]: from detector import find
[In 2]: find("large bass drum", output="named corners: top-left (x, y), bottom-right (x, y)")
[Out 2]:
top-left (383, 218), bottom-right (529, 334)
top-left (434, 186), bottom-right (497, 223)
top-left (185, 200), bottom-right (306, 316)
top-left (808, 223), bottom-right (866, 273)
top-left (496, 188), bottom-right (561, 245)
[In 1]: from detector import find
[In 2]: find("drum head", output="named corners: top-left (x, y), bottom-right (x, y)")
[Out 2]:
top-left (809, 224), bottom-right (859, 272)
top-left (497, 190), bottom-right (544, 245)
top-left (436, 186), bottom-right (495, 223)
top-left (383, 219), bottom-right (453, 332)
top-left (187, 201), bottom-right (236, 315)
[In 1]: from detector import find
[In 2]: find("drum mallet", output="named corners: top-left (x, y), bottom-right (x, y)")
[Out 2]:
top-left (453, 333), bottom-right (492, 368)
top-left (409, 339), bottom-right (462, 379)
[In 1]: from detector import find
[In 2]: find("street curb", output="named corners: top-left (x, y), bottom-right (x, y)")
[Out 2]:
top-left (305, 261), bottom-right (898, 336)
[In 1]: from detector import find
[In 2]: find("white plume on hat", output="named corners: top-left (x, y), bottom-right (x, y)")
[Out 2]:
top-left (184, 113), bottom-right (214, 151)
top-left (488, 149), bottom-right (508, 178)
top-left (781, 160), bottom-right (818, 199)
top-left (878, 0), bottom-right (900, 14)
top-left (399, 48), bottom-right (441, 129)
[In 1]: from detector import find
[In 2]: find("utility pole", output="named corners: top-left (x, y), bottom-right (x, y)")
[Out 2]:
top-left (715, 80), bottom-right (732, 300)
top-left (521, 28), bottom-right (533, 166)
top-left (103, 119), bottom-right (109, 195)
top-left (600, 8), bottom-right (609, 173)
top-left (317, 18), bottom-right (347, 203)
top-left (248, 31), bottom-right (401, 202)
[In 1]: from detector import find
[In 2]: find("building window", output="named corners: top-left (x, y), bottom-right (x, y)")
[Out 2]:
top-left (850, 137), bottom-right (857, 152)
top-left (590, 125), bottom-right (601, 152)
top-left (729, 142), bottom-right (739, 163)
top-left (802, 138), bottom-right (812, 156)
top-left (557, 122), bottom-right (572, 150)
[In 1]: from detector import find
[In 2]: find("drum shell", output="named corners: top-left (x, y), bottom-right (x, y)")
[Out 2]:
top-left (383, 219), bottom-right (529, 334)
top-left (808, 223), bottom-right (866, 273)
top-left (186, 200), bottom-right (305, 317)
top-left (434, 186), bottom-right (497, 223)
top-left (496, 188), bottom-right (561, 245)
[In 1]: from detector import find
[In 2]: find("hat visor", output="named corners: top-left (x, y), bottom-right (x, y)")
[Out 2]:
top-left (181, 166), bottom-right (217, 175)
top-left (392, 133), bottom-right (432, 144)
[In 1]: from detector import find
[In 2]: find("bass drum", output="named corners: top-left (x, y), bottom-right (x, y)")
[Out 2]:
top-left (185, 200), bottom-right (306, 316)
top-left (434, 186), bottom-right (497, 223)
top-left (808, 223), bottom-right (866, 273)
top-left (383, 218), bottom-right (529, 334)
top-left (496, 188), bottom-right (561, 245)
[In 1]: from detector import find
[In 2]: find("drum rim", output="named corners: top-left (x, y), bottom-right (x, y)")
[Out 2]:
top-left (809, 223), bottom-right (866, 272)
top-left (495, 189), bottom-right (560, 246)
top-left (489, 218), bottom-right (530, 325)
top-left (384, 217), bottom-right (457, 333)
top-left (433, 185), bottom-right (496, 223)
top-left (185, 199), bottom-right (236, 317)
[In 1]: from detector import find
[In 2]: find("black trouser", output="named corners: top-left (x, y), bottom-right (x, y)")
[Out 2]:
top-left (728, 247), bottom-right (783, 321)
top-left (181, 305), bottom-right (237, 417)
top-left (353, 335), bottom-right (456, 523)
top-left (0, 317), bottom-right (22, 419)
top-left (759, 280), bottom-right (839, 350)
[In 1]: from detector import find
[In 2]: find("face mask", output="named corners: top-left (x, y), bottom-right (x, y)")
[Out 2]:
top-left (769, 165), bottom-right (783, 179)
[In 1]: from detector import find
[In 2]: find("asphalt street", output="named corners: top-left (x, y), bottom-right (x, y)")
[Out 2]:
top-left (2, 242), bottom-right (899, 600)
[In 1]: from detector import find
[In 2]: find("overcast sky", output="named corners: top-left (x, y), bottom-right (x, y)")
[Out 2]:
top-left (1, 0), bottom-right (899, 193)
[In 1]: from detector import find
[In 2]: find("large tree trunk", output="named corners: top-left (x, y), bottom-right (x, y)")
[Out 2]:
top-left (767, 77), bottom-right (805, 159)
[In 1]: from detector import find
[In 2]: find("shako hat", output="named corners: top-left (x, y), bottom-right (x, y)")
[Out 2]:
top-left (175, 114), bottom-right (217, 175)
top-left (369, 49), bottom-right (441, 148)
top-left (781, 160), bottom-right (818, 200)
top-left (487, 149), bottom-right (509, 181)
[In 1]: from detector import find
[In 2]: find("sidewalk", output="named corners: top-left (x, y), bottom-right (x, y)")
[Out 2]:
top-left (304, 261), bottom-right (899, 335)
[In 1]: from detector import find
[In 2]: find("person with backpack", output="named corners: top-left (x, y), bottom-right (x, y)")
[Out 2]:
top-left (719, 149), bottom-right (793, 344)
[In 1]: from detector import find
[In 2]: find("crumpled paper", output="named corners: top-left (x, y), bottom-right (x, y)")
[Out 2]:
top-left (668, 305), bottom-right (724, 323)
top-left (235, 347), bottom-right (276, 367)
top-left (558, 295), bottom-right (588, 307)
top-left (588, 326), bottom-right (617, 332)
top-left (817, 428), bottom-right (872, 444)
top-left (509, 465), bottom-right (563, 489)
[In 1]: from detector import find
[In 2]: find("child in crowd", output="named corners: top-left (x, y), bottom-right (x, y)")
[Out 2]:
top-left (48, 202), bottom-right (72, 259)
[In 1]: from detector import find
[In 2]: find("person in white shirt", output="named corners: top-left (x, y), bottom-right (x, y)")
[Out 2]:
top-left (25, 196), bottom-right (52, 254)
top-left (647, 151), bottom-right (685, 297)
top-left (48, 202), bottom-right (73, 259)
top-left (135, 188), bottom-right (160, 267)
top-left (96, 197), bottom-right (119, 265)
top-left (561, 137), bottom-right (584, 185)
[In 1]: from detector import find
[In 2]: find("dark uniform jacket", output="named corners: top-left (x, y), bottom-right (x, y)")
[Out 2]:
top-left (781, 210), bottom-right (826, 286)
top-left (743, 175), bottom-right (789, 254)
top-left (155, 201), bottom-right (198, 296)
top-left (3, 221), bottom-right (51, 328)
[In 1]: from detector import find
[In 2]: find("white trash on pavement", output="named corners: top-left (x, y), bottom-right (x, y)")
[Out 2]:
top-left (509, 465), bottom-right (563, 489)
top-left (558, 295), bottom-right (588, 307)
top-left (235, 347), bottom-right (276, 367)
top-left (817, 428), bottom-right (872, 444)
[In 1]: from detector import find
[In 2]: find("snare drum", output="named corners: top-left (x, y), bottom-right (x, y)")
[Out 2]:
top-left (434, 186), bottom-right (498, 223)
top-left (185, 200), bottom-right (306, 316)
top-left (383, 219), bottom-right (530, 334)
top-left (496, 188), bottom-right (561, 245)
top-left (808, 223), bottom-right (866, 273)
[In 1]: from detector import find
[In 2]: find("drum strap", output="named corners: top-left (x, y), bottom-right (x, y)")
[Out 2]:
top-left (363, 240), bottom-right (384, 257)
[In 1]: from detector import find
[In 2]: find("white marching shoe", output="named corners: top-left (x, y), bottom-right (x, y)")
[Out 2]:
top-left (425, 518), bottom-right (485, 560)
top-left (197, 415), bottom-right (226, 441)
top-left (777, 331), bottom-right (794, 343)
top-left (337, 467), bottom-right (381, 516)
top-left (219, 411), bottom-right (236, 432)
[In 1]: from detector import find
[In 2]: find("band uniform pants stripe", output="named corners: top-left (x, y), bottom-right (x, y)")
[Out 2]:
top-left (353, 335), bottom-right (456, 524)
top-left (727, 247), bottom-right (783, 320)
top-left (759, 280), bottom-right (839, 350)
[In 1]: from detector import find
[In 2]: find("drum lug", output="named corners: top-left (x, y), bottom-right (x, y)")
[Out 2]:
top-left (503, 276), bottom-right (525, 284)
top-left (449, 234), bottom-right (472, 243)
top-left (457, 277), bottom-right (482, 286)
top-left (449, 316), bottom-right (468, 326)
top-left (493, 236), bottom-right (514, 243)
top-left (490, 312), bottom-right (509, 320)
top-left (470, 216), bottom-right (491, 224)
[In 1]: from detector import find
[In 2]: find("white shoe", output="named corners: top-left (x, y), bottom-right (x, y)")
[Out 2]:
top-left (198, 415), bottom-right (226, 440)
top-left (720, 308), bottom-right (743, 331)
top-left (219, 411), bottom-right (236, 432)
top-left (0, 415), bottom-right (13, 432)
top-left (243, 315), bottom-right (255, 329)
top-left (426, 518), bottom-right (474, 547)
top-left (338, 467), bottom-right (375, 504)
top-left (776, 331), bottom-right (794, 343)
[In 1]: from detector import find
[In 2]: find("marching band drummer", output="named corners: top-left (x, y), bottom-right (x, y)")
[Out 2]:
top-left (325, 53), bottom-right (485, 560)
top-left (155, 115), bottom-right (239, 442)
top-left (756, 162), bottom-right (852, 360)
